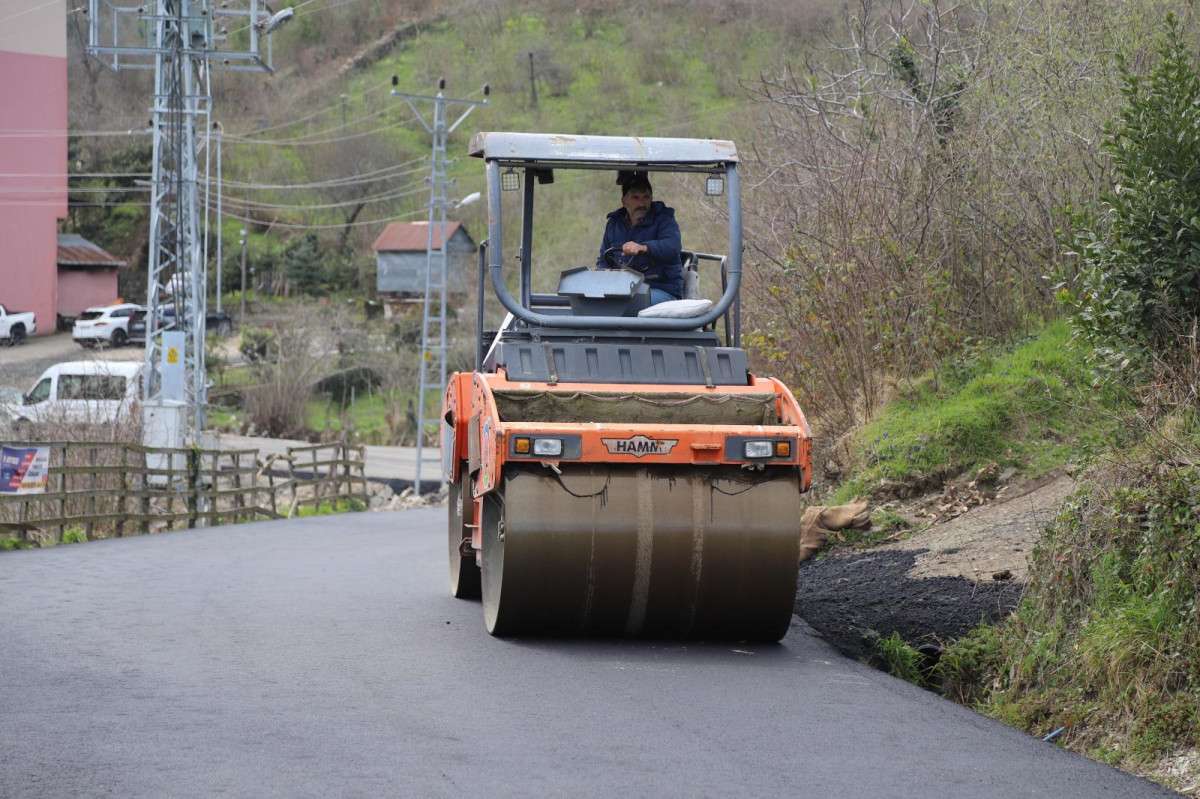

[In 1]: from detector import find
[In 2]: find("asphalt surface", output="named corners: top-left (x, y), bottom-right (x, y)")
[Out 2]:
top-left (0, 512), bottom-right (1176, 798)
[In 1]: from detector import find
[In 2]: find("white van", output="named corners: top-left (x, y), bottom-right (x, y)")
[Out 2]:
top-left (14, 361), bottom-right (143, 426)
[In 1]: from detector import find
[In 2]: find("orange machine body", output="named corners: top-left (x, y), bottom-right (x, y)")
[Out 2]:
top-left (442, 369), bottom-right (813, 554)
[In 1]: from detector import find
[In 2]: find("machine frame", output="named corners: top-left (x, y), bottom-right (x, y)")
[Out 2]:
top-left (441, 132), bottom-right (813, 638)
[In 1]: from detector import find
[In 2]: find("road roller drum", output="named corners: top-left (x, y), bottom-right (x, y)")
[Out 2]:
top-left (480, 465), bottom-right (802, 639)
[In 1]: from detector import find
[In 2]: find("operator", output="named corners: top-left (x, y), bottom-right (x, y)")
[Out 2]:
top-left (597, 171), bottom-right (683, 304)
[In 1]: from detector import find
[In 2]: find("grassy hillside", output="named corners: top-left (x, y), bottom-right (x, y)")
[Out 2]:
top-left (832, 322), bottom-right (1129, 503)
top-left (210, 2), bottom-right (831, 299)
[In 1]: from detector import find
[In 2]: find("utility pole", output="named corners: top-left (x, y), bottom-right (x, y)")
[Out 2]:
top-left (214, 121), bottom-right (223, 314)
top-left (85, 0), bottom-right (290, 446)
top-left (528, 52), bottom-right (538, 109)
top-left (390, 76), bottom-right (489, 495)
top-left (239, 228), bottom-right (248, 324)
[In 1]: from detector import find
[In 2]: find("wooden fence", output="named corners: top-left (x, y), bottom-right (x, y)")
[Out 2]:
top-left (0, 441), bottom-right (368, 545)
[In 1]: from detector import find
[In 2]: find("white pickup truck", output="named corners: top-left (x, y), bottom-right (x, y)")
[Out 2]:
top-left (0, 303), bottom-right (36, 345)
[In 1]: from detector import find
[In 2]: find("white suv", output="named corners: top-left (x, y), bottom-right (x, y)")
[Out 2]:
top-left (72, 303), bottom-right (143, 348)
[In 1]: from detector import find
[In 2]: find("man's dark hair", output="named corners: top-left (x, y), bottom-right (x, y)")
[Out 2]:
top-left (618, 170), bottom-right (653, 196)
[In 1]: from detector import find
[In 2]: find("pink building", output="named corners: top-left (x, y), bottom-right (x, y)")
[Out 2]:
top-left (0, 0), bottom-right (67, 336)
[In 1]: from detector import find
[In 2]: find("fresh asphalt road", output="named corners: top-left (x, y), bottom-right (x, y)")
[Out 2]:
top-left (0, 512), bottom-right (1175, 798)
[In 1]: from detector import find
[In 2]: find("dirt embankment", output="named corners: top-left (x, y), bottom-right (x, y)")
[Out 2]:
top-left (795, 475), bottom-right (1076, 662)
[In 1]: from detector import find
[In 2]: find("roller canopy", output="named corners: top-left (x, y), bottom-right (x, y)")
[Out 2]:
top-left (468, 132), bottom-right (738, 170)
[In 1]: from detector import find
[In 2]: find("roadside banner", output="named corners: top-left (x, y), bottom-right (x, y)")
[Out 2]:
top-left (0, 446), bottom-right (50, 494)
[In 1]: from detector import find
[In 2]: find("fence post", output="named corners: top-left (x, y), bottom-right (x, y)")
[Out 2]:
top-left (187, 449), bottom-right (200, 529)
top-left (57, 444), bottom-right (66, 540)
top-left (117, 445), bottom-right (128, 537)
top-left (140, 449), bottom-right (151, 534)
top-left (85, 446), bottom-right (97, 541)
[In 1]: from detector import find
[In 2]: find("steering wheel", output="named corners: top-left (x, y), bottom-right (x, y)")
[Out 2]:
top-left (601, 245), bottom-right (636, 270)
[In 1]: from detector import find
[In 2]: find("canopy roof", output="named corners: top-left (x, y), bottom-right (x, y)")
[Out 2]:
top-left (57, 234), bottom-right (126, 269)
top-left (468, 132), bottom-right (738, 171)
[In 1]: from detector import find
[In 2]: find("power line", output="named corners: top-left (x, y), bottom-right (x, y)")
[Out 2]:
top-left (0, 172), bottom-right (152, 178)
top-left (218, 183), bottom-right (428, 211)
top-left (0, 129), bottom-right (151, 138)
top-left (0, 0), bottom-right (64, 25)
top-left (203, 203), bottom-right (432, 230)
top-left (221, 114), bottom-right (422, 147)
top-left (223, 0), bottom-right (367, 41)
top-left (208, 159), bottom-right (427, 189)
top-left (228, 79), bottom-right (395, 138)
top-left (231, 102), bottom-right (393, 143)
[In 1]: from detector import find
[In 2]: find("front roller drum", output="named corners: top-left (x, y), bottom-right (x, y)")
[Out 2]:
top-left (481, 465), bottom-right (803, 641)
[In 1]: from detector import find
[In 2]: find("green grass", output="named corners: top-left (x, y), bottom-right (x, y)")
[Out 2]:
top-left (295, 498), bottom-right (367, 517)
top-left (930, 458), bottom-right (1200, 780)
top-left (207, 406), bottom-right (239, 431)
top-left (833, 321), bottom-right (1128, 502)
top-left (307, 391), bottom-right (390, 439)
top-left (877, 632), bottom-right (927, 686)
top-left (60, 528), bottom-right (87, 545)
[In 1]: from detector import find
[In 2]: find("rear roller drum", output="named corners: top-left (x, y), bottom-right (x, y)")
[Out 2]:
top-left (479, 465), bottom-right (803, 641)
top-left (448, 463), bottom-right (481, 599)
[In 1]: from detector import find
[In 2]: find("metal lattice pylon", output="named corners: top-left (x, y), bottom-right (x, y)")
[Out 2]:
top-left (391, 78), bottom-right (488, 494)
top-left (86, 0), bottom-right (283, 443)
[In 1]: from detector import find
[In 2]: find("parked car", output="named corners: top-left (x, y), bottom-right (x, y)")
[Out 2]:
top-left (13, 361), bottom-right (143, 427)
top-left (0, 303), bottom-right (36, 345)
top-left (128, 306), bottom-right (234, 344)
top-left (72, 303), bottom-right (142, 348)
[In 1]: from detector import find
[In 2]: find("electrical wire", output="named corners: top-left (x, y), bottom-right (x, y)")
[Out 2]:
top-left (0, 0), bottom-right (63, 25)
top-left (220, 113), bottom-right (422, 147)
top-left (229, 102), bottom-right (394, 144)
top-left (0, 172), bottom-right (152, 178)
top-left (227, 79), bottom-right (394, 138)
top-left (223, 0), bottom-right (366, 42)
top-left (218, 183), bottom-right (428, 211)
top-left (202, 203), bottom-right (432, 231)
top-left (209, 161), bottom-right (427, 190)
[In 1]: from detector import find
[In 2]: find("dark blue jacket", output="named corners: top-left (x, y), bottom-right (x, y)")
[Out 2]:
top-left (597, 201), bottom-right (683, 299)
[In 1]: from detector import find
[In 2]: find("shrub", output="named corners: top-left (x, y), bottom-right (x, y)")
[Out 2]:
top-left (239, 327), bottom-right (276, 363)
top-left (1065, 14), bottom-right (1200, 369)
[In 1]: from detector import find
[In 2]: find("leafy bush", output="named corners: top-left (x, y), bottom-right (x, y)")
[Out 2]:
top-left (239, 327), bottom-right (277, 363)
top-left (1065, 14), bottom-right (1200, 368)
top-left (61, 528), bottom-right (87, 545)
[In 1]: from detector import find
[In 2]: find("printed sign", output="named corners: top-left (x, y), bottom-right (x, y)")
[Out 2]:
top-left (0, 446), bottom-right (50, 494)
top-left (601, 435), bottom-right (679, 458)
top-left (161, 330), bottom-right (186, 401)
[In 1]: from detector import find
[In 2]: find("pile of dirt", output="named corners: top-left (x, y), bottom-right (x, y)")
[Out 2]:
top-left (795, 473), bottom-right (1076, 662)
top-left (795, 548), bottom-right (1023, 663)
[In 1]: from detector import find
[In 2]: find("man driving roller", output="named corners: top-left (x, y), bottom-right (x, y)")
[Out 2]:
top-left (597, 171), bottom-right (683, 304)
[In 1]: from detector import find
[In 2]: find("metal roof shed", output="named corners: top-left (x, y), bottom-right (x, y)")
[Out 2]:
top-left (372, 221), bottom-right (476, 296)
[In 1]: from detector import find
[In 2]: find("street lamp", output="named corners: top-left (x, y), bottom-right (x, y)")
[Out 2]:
top-left (453, 191), bottom-right (480, 210)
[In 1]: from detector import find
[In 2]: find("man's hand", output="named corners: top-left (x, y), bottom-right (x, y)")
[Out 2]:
top-left (621, 241), bottom-right (649, 256)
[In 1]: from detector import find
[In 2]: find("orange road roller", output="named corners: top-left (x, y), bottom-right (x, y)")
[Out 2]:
top-left (442, 132), bottom-right (812, 640)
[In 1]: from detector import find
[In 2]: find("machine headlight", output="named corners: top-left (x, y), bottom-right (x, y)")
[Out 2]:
top-left (743, 440), bottom-right (773, 459)
top-left (533, 438), bottom-right (563, 457)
